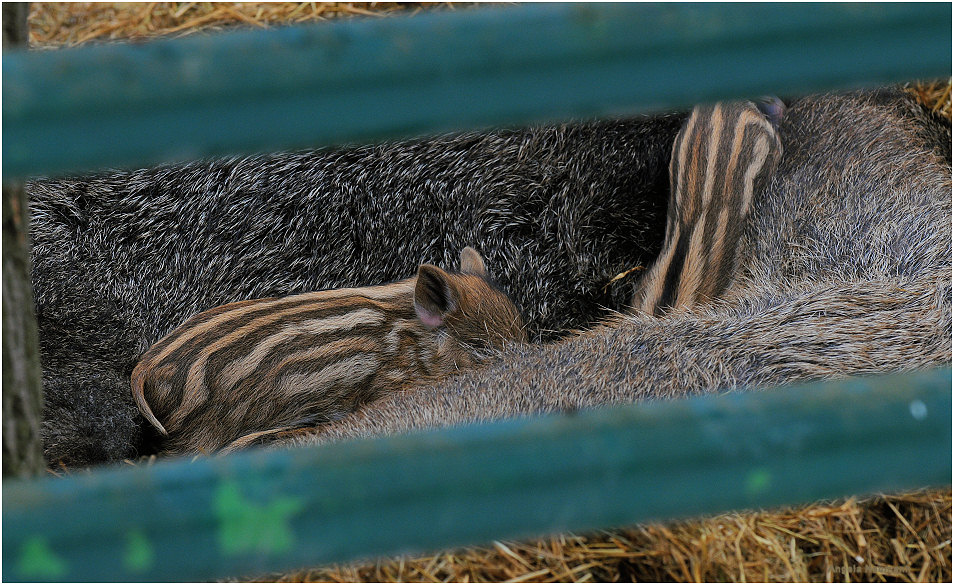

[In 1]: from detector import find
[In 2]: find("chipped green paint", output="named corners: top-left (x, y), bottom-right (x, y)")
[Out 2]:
top-left (123, 530), bottom-right (155, 573)
top-left (214, 481), bottom-right (304, 556)
top-left (1, 368), bottom-right (950, 581)
top-left (17, 536), bottom-right (67, 579)
top-left (745, 469), bottom-right (773, 497)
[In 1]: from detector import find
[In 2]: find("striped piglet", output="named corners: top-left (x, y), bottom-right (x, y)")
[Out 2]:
top-left (131, 247), bottom-right (526, 455)
top-left (633, 100), bottom-right (783, 315)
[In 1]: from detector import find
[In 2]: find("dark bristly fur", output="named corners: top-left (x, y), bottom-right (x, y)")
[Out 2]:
top-left (30, 114), bottom-right (684, 466)
top-left (633, 101), bottom-right (783, 315)
top-left (29, 89), bottom-right (951, 464)
top-left (260, 89), bottom-right (951, 449)
top-left (131, 247), bottom-right (524, 455)
top-left (144, 103), bottom-right (784, 456)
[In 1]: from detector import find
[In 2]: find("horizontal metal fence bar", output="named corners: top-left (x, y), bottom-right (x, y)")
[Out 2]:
top-left (3, 368), bottom-right (950, 582)
top-left (3, 2), bottom-right (951, 178)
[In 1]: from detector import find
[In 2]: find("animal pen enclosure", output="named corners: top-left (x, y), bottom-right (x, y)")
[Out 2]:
top-left (3, 2), bottom-right (952, 582)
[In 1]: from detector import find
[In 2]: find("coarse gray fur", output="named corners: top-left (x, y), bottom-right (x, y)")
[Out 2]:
top-left (29, 114), bottom-right (686, 466)
top-left (268, 89), bottom-right (953, 448)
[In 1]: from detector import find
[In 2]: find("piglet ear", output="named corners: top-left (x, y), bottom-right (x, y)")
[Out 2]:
top-left (755, 96), bottom-right (786, 128)
top-left (415, 264), bottom-right (458, 328)
top-left (459, 246), bottom-right (488, 277)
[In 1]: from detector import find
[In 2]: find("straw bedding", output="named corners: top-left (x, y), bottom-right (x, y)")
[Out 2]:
top-left (245, 490), bottom-right (951, 583)
top-left (29, 3), bottom-right (952, 582)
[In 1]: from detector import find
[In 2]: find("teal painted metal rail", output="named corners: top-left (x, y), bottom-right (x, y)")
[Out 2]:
top-left (3, 2), bottom-right (951, 178)
top-left (3, 369), bottom-right (951, 582)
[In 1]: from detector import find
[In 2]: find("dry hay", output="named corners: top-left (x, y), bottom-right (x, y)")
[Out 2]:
top-left (905, 79), bottom-right (953, 121)
top-left (26, 2), bottom-right (476, 47)
top-left (240, 489), bottom-right (952, 583)
top-left (29, 3), bottom-right (953, 582)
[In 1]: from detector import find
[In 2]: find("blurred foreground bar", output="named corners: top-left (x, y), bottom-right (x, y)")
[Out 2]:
top-left (3, 2), bottom-right (951, 178)
top-left (3, 368), bottom-right (951, 581)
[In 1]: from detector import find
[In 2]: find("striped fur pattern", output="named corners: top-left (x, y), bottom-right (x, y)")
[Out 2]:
top-left (633, 101), bottom-right (783, 315)
top-left (258, 89), bottom-right (951, 450)
top-left (28, 89), bottom-right (950, 466)
top-left (30, 114), bottom-right (685, 467)
top-left (130, 247), bottom-right (526, 455)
